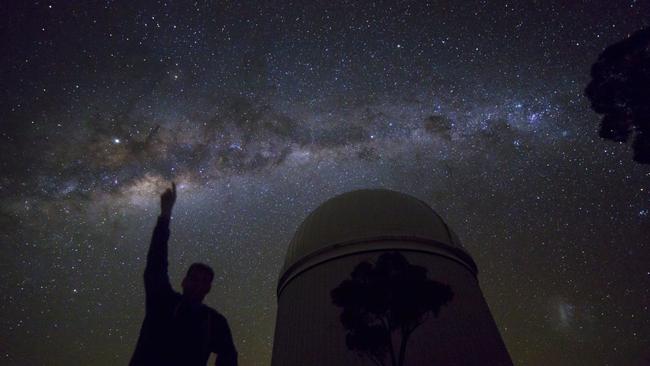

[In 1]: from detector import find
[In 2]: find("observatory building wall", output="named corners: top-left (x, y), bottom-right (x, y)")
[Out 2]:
top-left (272, 189), bottom-right (513, 366)
top-left (272, 245), bottom-right (513, 366)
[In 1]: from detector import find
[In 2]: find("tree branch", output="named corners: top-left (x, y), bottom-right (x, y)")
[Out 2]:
top-left (367, 353), bottom-right (384, 366)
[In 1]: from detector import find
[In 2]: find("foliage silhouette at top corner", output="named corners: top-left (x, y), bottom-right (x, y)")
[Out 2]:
top-left (585, 27), bottom-right (650, 164)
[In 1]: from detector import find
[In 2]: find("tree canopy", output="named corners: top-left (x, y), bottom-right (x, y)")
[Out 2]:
top-left (331, 252), bottom-right (453, 366)
top-left (585, 27), bottom-right (650, 164)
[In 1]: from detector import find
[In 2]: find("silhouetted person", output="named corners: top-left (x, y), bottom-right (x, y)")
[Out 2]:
top-left (130, 183), bottom-right (238, 366)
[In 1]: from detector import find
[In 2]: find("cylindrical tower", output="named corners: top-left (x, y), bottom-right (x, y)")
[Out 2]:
top-left (271, 189), bottom-right (512, 366)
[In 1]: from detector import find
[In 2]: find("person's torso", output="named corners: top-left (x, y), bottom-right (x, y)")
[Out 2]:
top-left (138, 293), bottom-right (213, 366)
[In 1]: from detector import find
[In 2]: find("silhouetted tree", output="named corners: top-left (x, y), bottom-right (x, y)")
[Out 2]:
top-left (331, 252), bottom-right (453, 366)
top-left (585, 27), bottom-right (650, 164)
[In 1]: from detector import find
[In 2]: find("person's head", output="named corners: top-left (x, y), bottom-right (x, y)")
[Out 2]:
top-left (181, 262), bottom-right (214, 303)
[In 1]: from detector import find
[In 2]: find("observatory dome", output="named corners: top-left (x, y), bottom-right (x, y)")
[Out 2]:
top-left (279, 189), bottom-right (477, 293)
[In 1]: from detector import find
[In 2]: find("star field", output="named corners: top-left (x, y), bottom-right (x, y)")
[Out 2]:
top-left (1, 1), bottom-right (649, 365)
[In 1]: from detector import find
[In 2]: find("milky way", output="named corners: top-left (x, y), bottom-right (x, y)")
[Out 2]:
top-left (1, 2), bottom-right (649, 365)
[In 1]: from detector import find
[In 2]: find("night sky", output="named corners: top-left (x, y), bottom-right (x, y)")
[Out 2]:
top-left (2, 1), bottom-right (650, 365)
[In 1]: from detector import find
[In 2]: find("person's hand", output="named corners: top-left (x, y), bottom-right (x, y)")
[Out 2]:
top-left (160, 182), bottom-right (176, 219)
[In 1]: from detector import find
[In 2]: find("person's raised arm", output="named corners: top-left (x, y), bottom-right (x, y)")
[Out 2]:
top-left (144, 183), bottom-right (176, 297)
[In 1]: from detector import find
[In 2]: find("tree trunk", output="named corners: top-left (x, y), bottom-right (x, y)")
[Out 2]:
top-left (397, 330), bottom-right (411, 366)
top-left (382, 318), bottom-right (397, 366)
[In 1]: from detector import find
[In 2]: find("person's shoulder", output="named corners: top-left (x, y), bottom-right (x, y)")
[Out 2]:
top-left (203, 304), bottom-right (224, 317)
top-left (203, 305), bottom-right (228, 322)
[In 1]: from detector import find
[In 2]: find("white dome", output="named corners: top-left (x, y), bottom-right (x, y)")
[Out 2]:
top-left (279, 189), bottom-right (477, 293)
